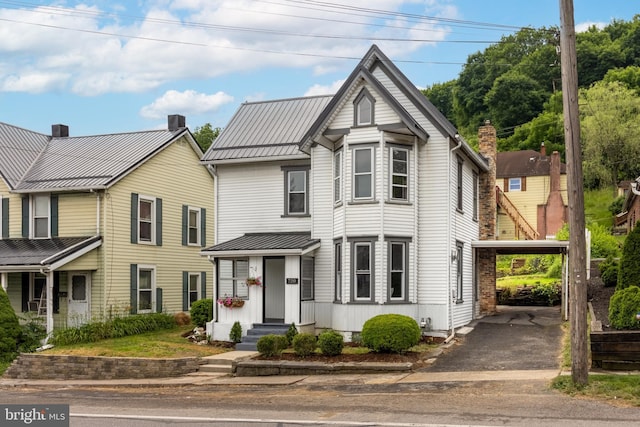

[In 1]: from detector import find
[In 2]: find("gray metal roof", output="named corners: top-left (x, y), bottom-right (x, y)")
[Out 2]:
top-left (0, 122), bottom-right (49, 190)
top-left (0, 236), bottom-right (101, 267)
top-left (201, 96), bottom-right (332, 163)
top-left (16, 129), bottom-right (186, 191)
top-left (202, 232), bottom-right (320, 254)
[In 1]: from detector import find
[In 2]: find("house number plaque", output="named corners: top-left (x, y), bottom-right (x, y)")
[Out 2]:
top-left (286, 278), bottom-right (298, 285)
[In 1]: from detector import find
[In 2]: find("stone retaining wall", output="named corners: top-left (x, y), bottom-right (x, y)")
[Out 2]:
top-left (3, 353), bottom-right (201, 380)
top-left (235, 360), bottom-right (413, 376)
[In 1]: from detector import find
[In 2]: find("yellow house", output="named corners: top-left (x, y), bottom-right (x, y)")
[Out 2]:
top-left (0, 115), bottom-right (214, 334)
top-left (496, 145), bottom-right (568, 240)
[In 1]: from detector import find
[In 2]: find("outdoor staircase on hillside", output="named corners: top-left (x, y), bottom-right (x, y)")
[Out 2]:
top-left (235, 323), bottom-right (290, 351)
top-left (496, 186), bottom-right (540, 240)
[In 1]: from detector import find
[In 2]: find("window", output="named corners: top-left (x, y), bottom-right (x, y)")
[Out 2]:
top-left (138, 197), bottom-right (154, 243)
top-left (473, 172), bottom-right (479, 221)
top-left (354, 88), bottom-right (375, 126)
top-left (31, 273), bottom-right (46, 303)
top-left (508, 177), bottom-right (522, 192)
top-left (334, 151), bottom-right (342, 204)
top-left (188, 208), bottom-right (200, 245)
top-left (353, 147), bottom-right (373, 200)
top-left (456, 157), bottom-right (463, 211)
top-left (389, 242), bottom-right (407, 301)
top-left (131, 193), bottom-right (162, 245)
top-left (138, 266), bottom-right (155, 312)
top-left (301, 257), bottom-right (314, 301)
top-left (350, 239), bottom-right (376, 302)
top-left (188, 273), bottom-right (200, 308)
top-left (390, 147), bottom-right (408, 201)
top-left (456, 242), bottom-right (464, 303)
top-left (334, 241), bottom-right (342, 301)
top-left (218, 259), bottom-right (249, 299)
top-left (32, 194), bottom-right (50, 238)
top-left (282, 166), bottom-right (309, 216)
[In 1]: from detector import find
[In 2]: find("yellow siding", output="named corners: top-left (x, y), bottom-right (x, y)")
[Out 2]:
top-left (58, 192), bottom-right (98, 236)
top-left (58, 249), bottom-right (99, 271)
top-left (0, 178), bottom-right (23, 239)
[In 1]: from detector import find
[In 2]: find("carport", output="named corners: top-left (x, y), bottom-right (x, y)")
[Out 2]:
top-left (472, 240), bottom-right (571, 320)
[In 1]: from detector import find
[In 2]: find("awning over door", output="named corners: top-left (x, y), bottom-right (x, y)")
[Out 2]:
top-left (0, 236), bottom-right (102, 272)
top-left (201, 232), bottom-right (321, 257)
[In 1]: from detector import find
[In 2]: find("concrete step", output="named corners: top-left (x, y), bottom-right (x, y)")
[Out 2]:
top-left (237, 323), bottom-right (290, 351)
top-left (198, 351), bottom-right (258, 374)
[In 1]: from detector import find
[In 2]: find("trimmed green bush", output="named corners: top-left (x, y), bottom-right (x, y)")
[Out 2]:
top-left (190, 299), bottom-right (213, 327)
top-left (599, 257), bottom-right (619, 288)
top-left (292, 333), bottom-right (317, 357)
top-left (0, 287), bottom-right (20, 362)
top-left (531, 283), bottom-right (561, 306)
top-left (361, 314), bottom-right (421, 353)
top-left (318, 330), bottom-right (344, 356)
top-left (256, 334), bottom-right (288, 357)
top-left (285, 322), bottom-right (298, 345)
top-left (17, 314), bottom-right (46, 353)
top-left (609, 286), bottom-right (640, 330)
top-left (618, 223), bottom-right (640, 290)
top-left (229, 321), bottom-right (242, 343)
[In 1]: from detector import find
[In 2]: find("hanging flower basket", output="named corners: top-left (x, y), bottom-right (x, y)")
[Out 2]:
top-left (246, 276), bottom-right (262, 287)
top-left (217, 296), bottom-right (245, 308)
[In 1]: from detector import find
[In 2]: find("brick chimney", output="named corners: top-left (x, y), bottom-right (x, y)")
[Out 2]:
top-left (52, 124), bottom-right (69, 138)
top-left (168, 114), bottom-right (186, 131)
top-left (540, 142), bottom-right (546, 156)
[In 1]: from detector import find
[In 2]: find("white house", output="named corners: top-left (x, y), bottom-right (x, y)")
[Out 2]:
top-left (200, 45), bottom-right (490, 344)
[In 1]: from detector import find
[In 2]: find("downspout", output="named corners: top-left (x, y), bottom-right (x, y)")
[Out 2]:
top-left (413, 136), bottom-right (418, 307)
top-left (41, 268), bottom-right (54, 337)
top-left (446, 134), bottom-right (463, 343)
top-left (102, 190), bottom-right (108, 319)
top-left (211, 164), bottom-right (218, 323)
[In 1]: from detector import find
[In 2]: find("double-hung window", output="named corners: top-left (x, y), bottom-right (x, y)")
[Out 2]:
top-left (334, 151), bottom-right (342, 204)
top-left (0, 195), bottom-right (7, 239)
top-left (473, 172), bottom-right (479, 221)
top-left (137, 265), bottom-right (155, 313)
top-left (188, 273), bottom-right (200, 308)
top-left (455, 241), bottom-right (464, 303)
top-left (390, 147), bottom-right (408, 201)
top-left (301, 257), bottom-right (314, 301)
top-left (282, 166), bottom-right (310, 216)
top-left (218, 259), bottom-right (249, 299)
top-left (388, 241), bottom-right (408, 301)
top-left (353, 147), bottom-right (374, 200)
top-left (508, 177), bottom-right (522, 191)
top-left (188, 208), bottom-right (200, 245)
top-left (32, 194), bottom-right (50, 238)
top-left (351, 239), bottom-right (375, 302)
top-left (138, 196), bottom-right (155, 243)
top-left (334, 241), bottom-right (342, 302)
top-left (456, 157), bottom-right (463, 211)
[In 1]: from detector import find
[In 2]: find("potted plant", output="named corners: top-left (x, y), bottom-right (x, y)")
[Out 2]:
top-left (217, 296), bottom-right (245, 308)
top-left (246, 276), bottom-right (262, 287)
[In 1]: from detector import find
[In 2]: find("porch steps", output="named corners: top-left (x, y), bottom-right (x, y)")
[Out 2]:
top-left (196, 351), bottom-right (258, 375)
top-left (235, 323), bottom-right (290, 351)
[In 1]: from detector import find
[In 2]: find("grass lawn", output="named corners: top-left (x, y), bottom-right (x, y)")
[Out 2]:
top-left (496, 274), bottom-right (559, 290)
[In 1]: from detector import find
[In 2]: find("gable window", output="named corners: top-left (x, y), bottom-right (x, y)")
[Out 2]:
top-left (301, 257), bottom-right (314, 301)
top-left (131, 193), bottom-right (162, 245)
top-left (138, 265), bottom-right (156, 313)
top-left (455, 241), bottom-right (464, 303)
top-left (334, 240), bottom-right (342, 302)
top-left (1, 195), bottom-right (7, 239)
top-left (334, 151), bottom-right (342, 204)
top-left (473, 172), bottom-right (479, 221)
top-left (390, 147), bottom-right (409, 201)
top-left (354, 88), bottom-right (375, 126)
top-left (32, 194), bottom-right (50, 238)
top-left (353, 147), bottom-right (374, 200)
top-left (508, 177), bottom-right (522, 191)
top-left (218, 259), bottom-right (249, 299)
top-left (388, 241), bottom-right (408, 302)
top-left (350, 238), bottom-right (376, 302)
top-left (456, 157), bottom-right (463, 211)
top-left (282, 166), bottom-right (310, 216)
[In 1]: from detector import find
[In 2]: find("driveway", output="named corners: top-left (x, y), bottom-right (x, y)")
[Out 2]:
top-left (421, 305), bottom-right (564, 372)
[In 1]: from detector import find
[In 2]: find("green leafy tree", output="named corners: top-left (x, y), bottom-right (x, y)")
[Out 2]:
top-left (422, 80), bottom-right (456, 124)
top-left (0, 287), bottom-right (21, 361)
top-left (192, 123), bottom-right (221, 152)
top-left (618, 222), bottom-right (640, 290)
top-left (604, 65), bottom-right (640, 93)
top-left (576, 26), bottom-right (625, 87)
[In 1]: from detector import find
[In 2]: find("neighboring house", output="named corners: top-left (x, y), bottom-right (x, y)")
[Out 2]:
top-left (0, 115), bottom-right (214, 334)
top-left (200, 45), bottom-right (490, 341)
top-left (619, 177), bottom-right (640, 233)
top-left (496, 144), bottom-right (568, 240)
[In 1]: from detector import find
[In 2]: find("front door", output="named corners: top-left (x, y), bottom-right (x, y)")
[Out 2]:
top-left (68, 273), bottom-right (91, 326)
top-left (264, 257), bottom-right (285, 323)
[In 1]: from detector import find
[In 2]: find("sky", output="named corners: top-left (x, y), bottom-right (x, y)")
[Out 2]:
top-left (0, 0), bottom-right (638, 136)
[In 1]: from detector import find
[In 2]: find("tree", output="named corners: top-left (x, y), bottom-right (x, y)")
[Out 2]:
top-left (0, 287), bottom-right (21, 361)
top-left (422, 80), bottom-right (456, 124)
top-left (580, 81), bottom-right (640, 190)
top-left (576, 26), bottom-right (625, 87)
top-left (192, 123), bottom-right (221, 152)
top-left (604, 65), bottom-right (640, 93)
top-left (617, 222), bottom-right (640, 290)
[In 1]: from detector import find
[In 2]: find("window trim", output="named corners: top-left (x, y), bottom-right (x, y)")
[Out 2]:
top-left (390, 146), bottom-right (409, 202)
top-left (472, 172), bottom-right (479, 221)
top-left (281, 165), bottom-right (310, 217)
top-left (353, 88), bottom-right (375, 126)
top-left (334, 150), bottom-right (342, 204)
top-left (456, 157), bottom-right (464, 212)
top-left (349, 237), bottom-right (377, 303)
top-left (388, 240), bottom-right (409, 303)
top-left (301, 256), bottom-right (315, 301)
top-left (31, 194), bottom-right (50, 239)
top-left (352, 146), bottom-right (375, 201)
top-left (455, 241), bottom-right (464, 304)
top-left (188, 272), bottom-right (201, 309)
top-left (334, 239), bottom-right (342, 302)
top-left (187, 206), bottom-right (201, 246)
top-left (218, 258), bottom-right (249, 299)
top-left (508, 177), bottom-right (522, 192)
top-left (138, 195), bottom-right (156, 245)
top-left (137, 264), bottom-right (156, 313)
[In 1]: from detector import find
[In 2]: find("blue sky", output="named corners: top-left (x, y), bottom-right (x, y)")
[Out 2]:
top-left (0, 0), bottom-right (638, 136)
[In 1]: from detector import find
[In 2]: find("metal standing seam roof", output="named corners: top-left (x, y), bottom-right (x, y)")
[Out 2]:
top-left (201, 96), bottom-right (333, 163)
top-left (0, 236), bottom-right (102, 267)
top-left (0, 122), bottom-right (49, 189)
top-left (202, 232), bottom-right (320, 254)
top-left (15, 129), bottom-right (186, 191)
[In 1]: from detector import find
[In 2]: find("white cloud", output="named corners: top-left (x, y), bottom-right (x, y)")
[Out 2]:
top-left (1, 72), bottom-right (69, 93)
top-left (304, 79), bottom-right (346, 96)
top-left (576, 21), bottom-right (606, 32)
top-left (140, 89), bottom-right (234, 119)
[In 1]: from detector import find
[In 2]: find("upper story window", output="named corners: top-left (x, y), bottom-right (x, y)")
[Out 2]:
top-left (354, 88), bottom-right (375, 126)
top-left (32, 194), bottom-right (50, 238)
top-left (455, 241), bottom-right (464, 303)
top-left (182, 206), bottom-right (206, 247)
top-left (390, 147), bottom-right (409, 201)
top-left (473, 172), bottom-right (479, 221)
top-left (138, 196), bottom-right (155, 243)
top-left (353, 147), bottom-right (374, 200)
top-left (508, 177), bottom-right (522, 191)
top-left (218, 258), bottom-right (249, 299)
top-left (334, 151), bottom-right (342, 204)
top-left (188, 208), bottom-right (200, 245)
top-left (456, 157), bottom-right (464, 212)
top-left (131, 193), bottom-right (162, 246)
top-left (282, 166), bottom-right (310, 216)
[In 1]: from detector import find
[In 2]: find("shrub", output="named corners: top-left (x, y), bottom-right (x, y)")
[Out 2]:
top-left (285, 322), bottom-right (298, 345)
top-left (174, 312), bottom-right (191, 326)
top-left (545, 257), bottom-right (563, 279)
top-left (531, 283), bottom-right (561, 306)
top-left (588, 222), bottom-right (620, 259)
top-left (292, 333), bottom-right (317, 357)
top-left (230, 321), bottom-right (242, 343)
top-left (496, 287), bottom-right (511, 304)
top-left (318, 330), bottom-right (343, 356)
top-left (190, 299), bottom-right (213, 327)
top-left (599, 257), bottom-right (619, 288)
top-left (256, 334), bottom-right (288, 357)
top-left (0, 287), bottom-right (20, 362)
top-left (361, 314), bottom-right (421, 353)
top-left (618, 223), bottom-right (640, 290)
top-left (17, 314), bottom-right (46, 353)
top-left (609, 286), bottom-right (640, 330)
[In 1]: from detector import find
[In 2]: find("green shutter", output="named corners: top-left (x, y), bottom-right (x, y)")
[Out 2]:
top-left (200, 208), bottom-right (206, 247)
top-left (21, 196), bottom-right (29, 238)
top-left (50, 194), bottom-right (59, 237)
top-left (53, 272), bottom-right (60, 314)
top-left (182, 271), bottom-right (189, 311)
top-left (21, 272), bottom-right (29, 312)
top-left (130, 193), bottom-right (138, 244)
top-left (156, 288), bottom-right (163, 313)
top-left (1, 197), bottom-right (8, 238)
top-left (201, 271), bottom-right (207, 298)
top-left (181, 205), bottom-right (188, 246)
top-left (130, 264), bottom-right (138, 314)
top-left (156, 198), bottom-right (162, 246)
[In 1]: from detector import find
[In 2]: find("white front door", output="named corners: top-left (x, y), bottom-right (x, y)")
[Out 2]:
top-left (68, 273), bottom-right (91, 326)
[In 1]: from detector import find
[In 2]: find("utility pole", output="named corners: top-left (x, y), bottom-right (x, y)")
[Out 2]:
top-left (559, 0), bottom-right (588, 385)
